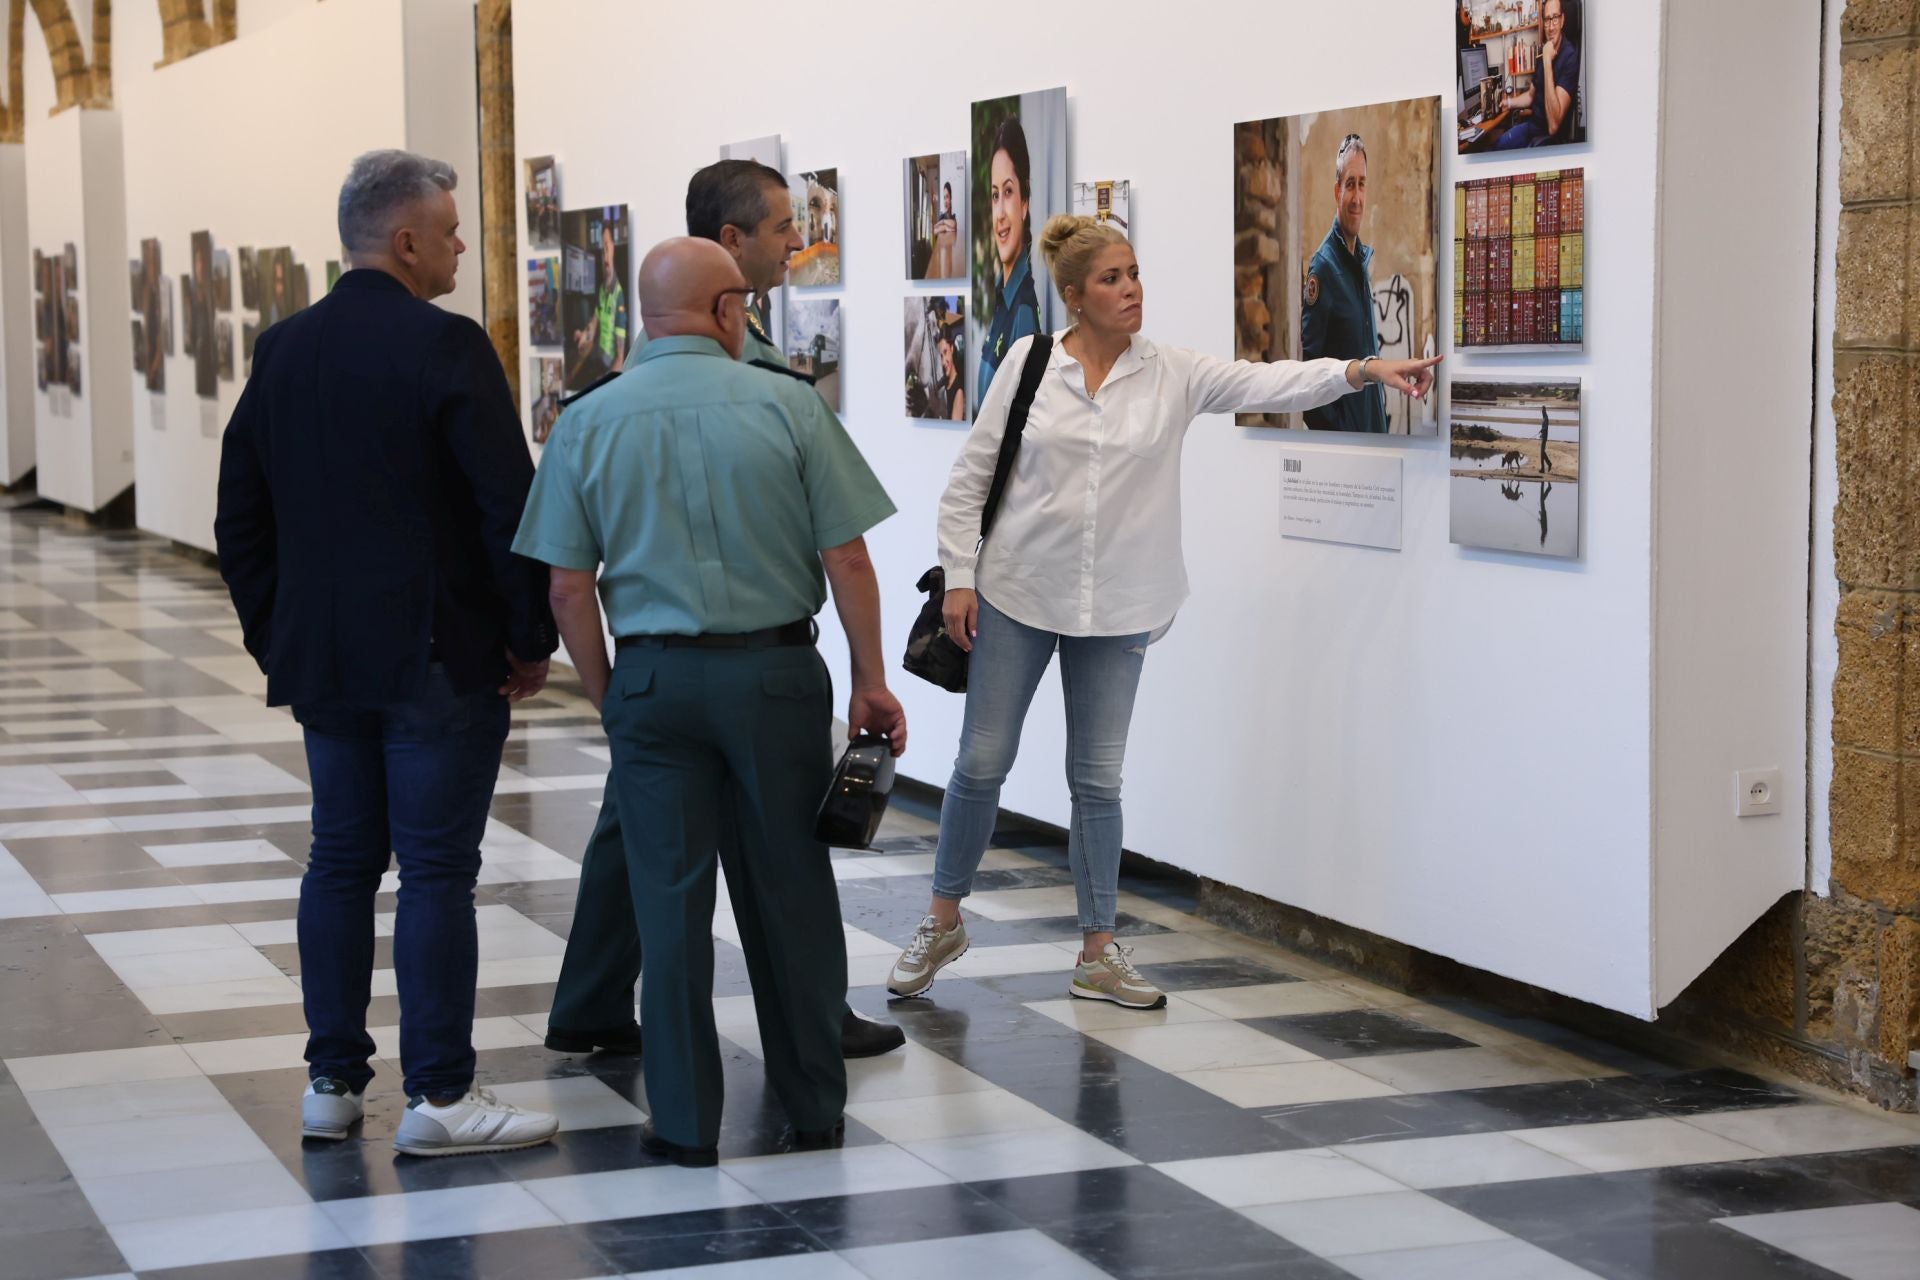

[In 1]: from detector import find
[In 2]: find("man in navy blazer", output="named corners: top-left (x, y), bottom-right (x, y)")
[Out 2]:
top-left (215, 149), bottom-right (561, 1157)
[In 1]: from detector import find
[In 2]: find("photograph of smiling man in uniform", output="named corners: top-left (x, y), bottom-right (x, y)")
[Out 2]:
top-left (1234, 97), bottom-right (1441, 435)
top-left (970, 86), bottom-right (1067, 416)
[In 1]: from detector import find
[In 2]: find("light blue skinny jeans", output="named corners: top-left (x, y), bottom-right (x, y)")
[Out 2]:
top-left (932, 595), bottom-right (1150, 932)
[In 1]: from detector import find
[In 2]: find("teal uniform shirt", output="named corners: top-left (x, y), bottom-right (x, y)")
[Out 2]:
top-left (512, 336), bottom-right (894, 636)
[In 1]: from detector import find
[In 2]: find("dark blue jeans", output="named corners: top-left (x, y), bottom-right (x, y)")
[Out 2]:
top-left (293, 667), bottom-right (509, 1099)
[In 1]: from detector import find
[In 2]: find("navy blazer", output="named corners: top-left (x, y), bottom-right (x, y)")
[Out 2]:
top-left (215, 269), bottom-right (556, 708)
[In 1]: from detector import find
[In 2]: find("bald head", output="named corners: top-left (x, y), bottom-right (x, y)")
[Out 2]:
top-left (638, 237), bottom-right (749, 357)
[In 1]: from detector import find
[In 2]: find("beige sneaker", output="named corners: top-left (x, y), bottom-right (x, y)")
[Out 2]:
top-left (1071, 941), bottom-right (1167, 1009)
top-left (887, 915), bottom-right (969, 997)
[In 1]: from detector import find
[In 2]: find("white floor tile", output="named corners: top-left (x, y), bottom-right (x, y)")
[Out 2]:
top-left (80, 785), bottom-right (201, 805)
top-left (961, 885), bottom-right (1085, 920)
top-left (901, 1127), bottom-right (1137, 1182)
top-left (6, 1043), bottom-right (202, 1092)
top-left (143, 838), bottom-right (292, 868)
top-left (1336, 1238), bottom-right (1605, 1279)
top-left (1341, 1045), bottom-right (1601, 1095)
top-left (1156, 1148), bottom-right (1406, 1208)
top-left (48, 1110), bottom-right (275, 1178)
top-left (52, 885), bottom-right (205, 914)
top-left (160, 753), bottom-right (309, 799)
top-left (847, 1087), bottom-right (1068, 1144)
top-left (82, 1158), bottom-right (310, 1225)
top-left (1334, 1131), bottom-right (1591, 1189)
top-left (183, 876), bottom-right (304, 905)
top-left (841, 924), bottom-right (904, 958)
top-left (1719, 1202), bottom-right (1920, 1280)
top-left (1024, 994), bottom-right (1221, 1033)
top-left (105, 944), bottom-right (286, 989)
top-left (842, 1229), bottom-right (1110, 1280)
top-left (319, 1180), bottom-right (562, 1246)
top-left (2, 718), bottom-right (109, 737)
top-left (1177, 1060), bottom-right (1403, 1108)
top-left (138, 972), bottom-right (305, 1014)
top-left (1085, 1020), bottom-right (1320, 1074)
top-left (1179, 982), bottom-right (1373, 1020)
top-left (524, 1165), bottom-right (760, 1225)
top-left (1511, 1117), bottom-right (1767, 1173)
top-left (183, 1030), bottom-right (310, 1076)
top-left (723, 1143), bottom-right (951, 1203)
top-left (27, 1074), bottom-right (234, 1130)
top-left (0, 763), bottom-right (82, 807)
top-left (844, 1044), bottom-right (998, 1104)
top-left (484, 1076), bottom-right (646, 1131)
top-left (85, 923), bottom-right (251, 958)
top-left (109, 1203), bottom-right (351, 1272)
top-left (935, 942), bottom-right (1074, 979)
top-left (1684, 1103), bottom-right (1920, 1157)
top-left (1241, 1189), bottom-right (1509, 1256)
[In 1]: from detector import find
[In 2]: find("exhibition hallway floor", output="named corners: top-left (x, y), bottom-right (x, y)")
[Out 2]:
top-left (1, 507), bottom-right (1919, 1280)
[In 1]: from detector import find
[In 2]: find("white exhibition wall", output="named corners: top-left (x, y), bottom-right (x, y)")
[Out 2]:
top-left (116, 0), bottom-right (480, 552)
top-left (514, 0), bottom-right (1818, 1018)
top-left (0, 146), bottom-right (31, 485)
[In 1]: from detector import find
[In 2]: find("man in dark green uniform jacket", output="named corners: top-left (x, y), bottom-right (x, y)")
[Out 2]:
top-left (514, 237), bottom-right (908, 1161)
top-left (544, 161), bottom-right (908, 1061)
top-left (1302, 133), bottom-right (1387, 434)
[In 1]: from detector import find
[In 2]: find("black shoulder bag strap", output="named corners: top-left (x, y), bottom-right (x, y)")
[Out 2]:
top-left (978, 334), bottom-right (1054, 545)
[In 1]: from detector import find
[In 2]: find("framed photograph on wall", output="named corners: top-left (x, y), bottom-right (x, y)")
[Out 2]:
top-left (1449, 377), bottom-right (1581, 557)
top-left (905, 151), bottom-right (967, 281)
top-left (525, 155), bottom-right (561, 249)
top-left (785, 298), bottom-right (841, 411)
top-left (1454, 0), bottom-right (1586, 155)
top-left (787, 170), bottom-right (839, 287)
top-left (560, 205), bottom-right (630, 394)
top-left (970, 86), bottom-right (1067, 416)
top-left (1071, 180), bottom-right (1130, 234)
top-left (1233, 95), bottom-right (1442, 435)
top-left (905, 295), bottom-right (965, 422)
top-left (527, 257), bottom-right (561, 347)
top-left (1454, 168), bottom-right (1585, 351)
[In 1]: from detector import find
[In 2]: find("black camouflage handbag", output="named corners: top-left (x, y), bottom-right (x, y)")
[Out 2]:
top-left (902, 335), bottom-right (1052, 693)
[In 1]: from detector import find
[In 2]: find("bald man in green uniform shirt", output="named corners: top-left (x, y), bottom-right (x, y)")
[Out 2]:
top-left (515, 237), bottom-right (907, 1161)
top-left (544, 160), bottom-right (909, 1062)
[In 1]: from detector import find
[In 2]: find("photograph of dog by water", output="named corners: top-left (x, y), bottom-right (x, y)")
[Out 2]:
top-left (1449, 378), bottom-right (1581, 558)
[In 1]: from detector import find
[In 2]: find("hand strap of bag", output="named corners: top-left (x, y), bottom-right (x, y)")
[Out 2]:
top-left (978, 334), bottom-right (1054, 544)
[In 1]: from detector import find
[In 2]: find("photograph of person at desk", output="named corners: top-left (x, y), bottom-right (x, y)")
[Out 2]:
top-left (1455, 0), bottom-right (1584, 154)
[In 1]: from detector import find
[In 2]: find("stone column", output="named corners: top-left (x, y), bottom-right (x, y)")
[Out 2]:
top-left (476, 0), bottom-right (519, 406)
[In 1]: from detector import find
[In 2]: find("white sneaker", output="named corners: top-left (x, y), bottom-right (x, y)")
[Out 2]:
top-left (301, 1077), bottom-right (364, 1140)
top-left (887, 915), bottom-right (969, 997)
top-left (392, 1087), bottom-right (558, 1157)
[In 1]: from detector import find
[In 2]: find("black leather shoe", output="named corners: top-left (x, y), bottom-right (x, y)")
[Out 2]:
top-left (639, 1121), bottom-right (718, 1168)
top-left (544, 1022), bottom-right (644, 1055)
top-left (780, 1118), bottom-right (845, 1152)
top-left (841, 1008), bottom-right (905, 1058)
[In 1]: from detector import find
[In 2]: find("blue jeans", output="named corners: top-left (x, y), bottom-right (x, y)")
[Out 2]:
top-left (293, 667), bottom-right (509, 1099)
top-left (1494, 119), bottom-right (1549, 149)
top-left (933, 597), bottom-right (1149, 932)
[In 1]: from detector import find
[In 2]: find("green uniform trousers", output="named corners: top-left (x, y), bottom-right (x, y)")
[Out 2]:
top-left (592, 643), bottom-right (847, 1147)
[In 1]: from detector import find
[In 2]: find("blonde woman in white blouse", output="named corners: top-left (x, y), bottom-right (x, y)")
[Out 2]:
top-left (887, 214), bottom-right (1439, 1009)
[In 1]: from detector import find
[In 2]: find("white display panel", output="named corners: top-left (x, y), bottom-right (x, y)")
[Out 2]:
top-left (501, 0), bottom-right (1816, 1019)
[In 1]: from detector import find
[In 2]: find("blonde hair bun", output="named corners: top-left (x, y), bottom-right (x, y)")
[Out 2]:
top-left (1037, 214), bottom-right (1128, 305)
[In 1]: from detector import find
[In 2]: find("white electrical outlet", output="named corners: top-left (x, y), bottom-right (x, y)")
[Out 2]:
top-left (1735, 768), bottom-right (1783, 818)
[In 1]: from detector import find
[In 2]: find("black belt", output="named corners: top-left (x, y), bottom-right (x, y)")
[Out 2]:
top-left (616, 619), bottom-right (817, 651)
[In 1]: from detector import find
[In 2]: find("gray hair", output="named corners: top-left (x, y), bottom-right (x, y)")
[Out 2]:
top-left (1336, 133), bottom-right (1368, 184)
top-left (337, 150), bottom-right (457, 255)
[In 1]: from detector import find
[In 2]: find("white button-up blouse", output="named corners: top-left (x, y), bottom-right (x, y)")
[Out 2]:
top-left (938, 332), bottom-right (1354, 638)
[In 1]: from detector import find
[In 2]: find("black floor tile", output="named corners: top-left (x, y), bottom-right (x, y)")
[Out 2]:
top-left (1243, 1008), bottom-right (1476, 1059)
top-left (1042, 1206), bottom-right (1351, 1279)
top-left (583, 1211), bottom-right (824, 1272)
top-left (1522, 1222), bottom-right (1849, 1280)
top-left (360, 1224), bottom-right (622, 1279)
top-left (969, 1165), bottom-right (1226, 1227)
top-left (0, 1223), bottom-right (127, 1280)
top-left (1791, 1142), bottom-right (1920, 1201)
top-left (1135, 956), bottom-right (1302, 990)
top-left (775, 1183), bottom-right (1024, 1249)
top-left (1599, 1067), bottom-right (1811, 1118)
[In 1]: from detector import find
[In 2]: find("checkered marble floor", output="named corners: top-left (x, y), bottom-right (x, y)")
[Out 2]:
top-left (1, 507), bottom-right (1919, 1280)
